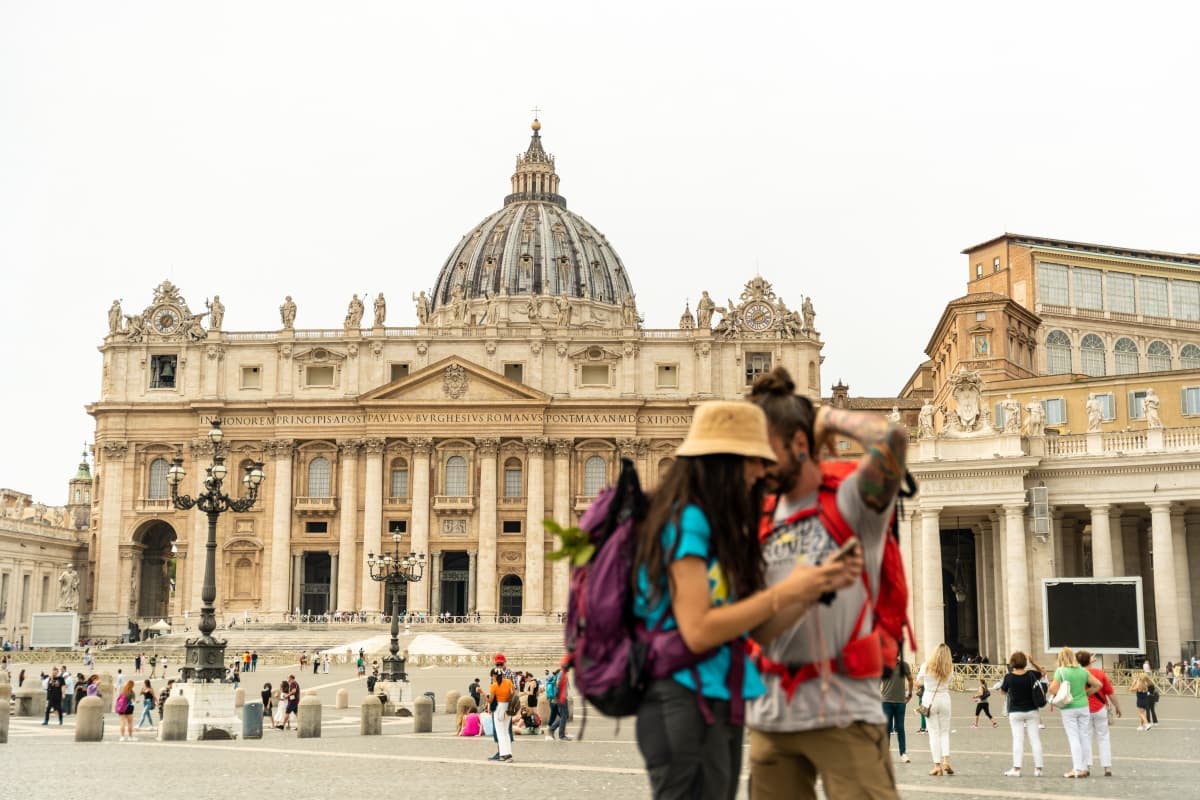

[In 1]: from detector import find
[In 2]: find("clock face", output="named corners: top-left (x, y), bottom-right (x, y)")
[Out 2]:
top-left (744, 301), bottom-right (774, 331)
top-left (154, 306), bottom-right (182, 334)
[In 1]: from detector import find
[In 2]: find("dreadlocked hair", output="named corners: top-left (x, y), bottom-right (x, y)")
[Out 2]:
top-left (747, 366), bottom-right (815, 451)
top-left (634, 454), bottom-right (765, 607)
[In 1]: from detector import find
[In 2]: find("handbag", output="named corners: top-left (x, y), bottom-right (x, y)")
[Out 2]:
top-left (506, 692), bottom-right (521, 716)
top-left (1050, 679), bottom-right (1073, 708)
top-left (916, 683), bottom-right (938, 717)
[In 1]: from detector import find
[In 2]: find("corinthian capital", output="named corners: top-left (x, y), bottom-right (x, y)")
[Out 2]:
top-left (475, 437), bottom-right (500, 456)
top-left (263, 438), bottom-right (295, 458)
top-left (551, 438), bottom-right (573, 457)
top-left (189, 438), bottom-right (215, 456)
top-left (337, 438), bottom-right (363, 456)
top-left (361, 438), bottom-right (386, 456)
top-left (101, 441), bottom-right (128, 460)
top-left (523, 436), bottom-right (547, 455)
top-left (408, 436), bottom-right (434, 455)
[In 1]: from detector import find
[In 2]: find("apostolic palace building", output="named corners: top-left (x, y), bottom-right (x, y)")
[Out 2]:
top-left (3, 121), bottom-right (1198, 671)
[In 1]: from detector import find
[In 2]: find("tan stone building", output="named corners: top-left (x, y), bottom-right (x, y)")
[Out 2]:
top-left (85, 121), bottom-right (825, 639)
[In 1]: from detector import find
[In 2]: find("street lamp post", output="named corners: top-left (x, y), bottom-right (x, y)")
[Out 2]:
top-left (367, 533), bottom-right (425, 683)
top-left (167, 420), bottom-right (264, 682)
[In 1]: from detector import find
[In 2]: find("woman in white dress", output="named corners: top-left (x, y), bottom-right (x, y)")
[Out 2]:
top-left (916, 643), bottom-right (955, 776)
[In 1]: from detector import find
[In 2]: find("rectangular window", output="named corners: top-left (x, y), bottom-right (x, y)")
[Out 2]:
top-left (149, 355), bottom-right (177, 389)
top-left (656, 363), bottom-right (679, 388)
top-left (1037, 262), bottom-right (1070, 306)
top-left (240, 365), bottom-right (262, 389)
top-left (745, 352), bottom-right (773, 385)
top-left (1182, 387), bottom-right (1200, 416)
top-left (305, 365), bottom-right (336, 387)
top-left (1139, 276), bottom-right (1169, 318)
top-left (503, 363), bottom-right (525, 383)
top-left (1043, 398), bottom-right (1066, 426)
top-left (1072, 267), bottom-right (1103, 310)
top-left (975, 311), bottom-right (986, 321)
top-left (304, 521), bottom-right (328, 535)
top-left (390, 467), bottom-right (409, 498)
top-left (1097, 392), bottom-right (1116, 420)
top-left (387, 520), bottom-right (407, 534)
top-left (1129, 390), bottom-right (1148, 419)
top-left (975, 263), bottom-right (983, 278)
top-left (389, 363), bottom-right (410, 382)
top-left (1173, 280), bottom-right (1200, 322)
top-left (993, 256), bottom-right (1001, 272)
top-left (504, 466), bottom-right (523, 498)
top-left (1106, 272), bottom-right (1135, 314)
top-left (580, 364), bottom-right (609, 386)
top-left (502, 520), bottom-right (522, 534)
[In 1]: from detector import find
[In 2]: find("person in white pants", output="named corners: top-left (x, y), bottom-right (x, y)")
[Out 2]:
top-left (1078, 650), bottom-right (1121, 777)
top-left (490, 668), bottom-right (515, 762)
top-left (999, 651), bottom-right (1045, 777)
top-left (916, 643), bottom-right (955, 776)
top-left (1048, 647), bottom-right (1103, 778)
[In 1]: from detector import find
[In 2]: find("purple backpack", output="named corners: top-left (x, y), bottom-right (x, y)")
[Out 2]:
top-left (558, 459), bottom-right (716, 723)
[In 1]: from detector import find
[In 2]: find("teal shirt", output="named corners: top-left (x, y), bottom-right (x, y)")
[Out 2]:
top-left (1054, 665), bottom-right (1090, 710)
top-left (633, 504), bottom-right (766, 702)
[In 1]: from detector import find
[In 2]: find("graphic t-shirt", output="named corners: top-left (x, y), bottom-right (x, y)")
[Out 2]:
top-left (747, 470), bottom-right (894, 732)
top-left (633, 504), bottom-right (766, 702)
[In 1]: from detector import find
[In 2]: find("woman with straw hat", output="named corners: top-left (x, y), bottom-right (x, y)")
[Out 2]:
top-left (633, 401), bottom-right (863, 800)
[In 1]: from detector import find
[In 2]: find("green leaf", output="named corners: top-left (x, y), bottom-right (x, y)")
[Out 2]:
top-left (571, 543), bottom-right (596, 567)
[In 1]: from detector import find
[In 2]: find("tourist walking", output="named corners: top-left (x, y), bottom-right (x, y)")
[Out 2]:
top-left (116, 679), bottom-right (136, 741)
top-left (1145, 675), bottom-right (1160, 726)
top-left (916, 643), bottom-right (954, 776)
top-left (137, 679), bottom-right (156, 729)
top-left (1132, 673), bottom-right (1154, 730)
top-left (489, 667), bottom-right (516, 762)
top-left (261, 682), bottom-right (273, 720)
top-left (1048, 646), bottom-right (1102, 778)
top-left (634, 396), bottom-right (863, 800)
top-left (1079, 650), bottom-right (1120, 776)
top-left (999, 651), bottom-right (1045, 777)
top-left (42, 667), bottom-right (65, 726)
top-left (323, 653), bottom-right (330, 674)
top-left (279, 676), bottom-right (300, 730)
top-left (881, 654), bottom-right (914, 763)
top-left (62, 670), bottom-right (75, 715)
top-left (158, 680), bottom-right (174, 720)
top-left (972, 678), bottom-right (996, 727)
top-left (251, 649), bottom-right (258, 671)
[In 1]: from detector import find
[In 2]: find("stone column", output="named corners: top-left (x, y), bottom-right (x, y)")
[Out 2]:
top-left (335, 439), bottom-right (360, 612)
top-left (974, 527), bottom-right (991, 661)
top-left (524, 437), bottom-right (547, 621)
top-left (919, 506), bottom-right (943, 661)
top-left (1004, 503), bottom-right (1031, 656)
top-left (1122, 517), bottom-right (1142, 577)
top-left (291, 554), bottom-right (303, 613)
top-left (475, 438), bottom-right (499, 617)
top-left (1187, 514), bottom-right (1200, 642)
top-left (360, 439), bottom-right (385, 613)
top-left (1089, 504), bottom-right (1114, 577)
top-left (1171, 509), bottom-right (1193, 648)
top-left (430, 550), bottom-right (442, 615)
top-left (407, 438), bottom-right (433, 614)
top-left (267, 439), bottom-right (295, 618)
top-left (188, 439), bottom-right (214, 618)
top-left (467, 550), bottom-right (478, 614)
top-left (994, 512), bottom-right (1009, 660)
top-left (1110, 506), bottom-right (1126, 575)
top-left (551, 439), bottom-right (572, 616)
top-left (329, 552), bottom-right (339, 608)
top-left (1149, 502), bottom-right (1181, 665)
top-left (93, 442), bottom-right (128, 635)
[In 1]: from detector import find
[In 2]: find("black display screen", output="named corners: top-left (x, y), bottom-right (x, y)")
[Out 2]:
top-left (1044, 580), bottom-right (1142, 652)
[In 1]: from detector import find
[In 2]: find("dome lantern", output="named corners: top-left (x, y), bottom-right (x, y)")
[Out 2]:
top-left (505, 118), bottom-right (565, 208)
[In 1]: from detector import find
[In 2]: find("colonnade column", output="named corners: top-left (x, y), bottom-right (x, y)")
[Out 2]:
top-left (430, 549), bottom-right (442, 615)
top-left (94, 442), bottom-right (128, 635)
top-left (267, 439), bottom-right (294, 618)
top-left (291, 554), bottom-right (302, 613)
top-left (974, 527), bottom-right (991, 661)
top-left (1150, 502), bottom-right (1182, 664)
top-left (467, 550), bottom-right (478, 614)
top-left (524, 437), bottom-right (547, 621)
top-left (360, 439), bottom-right (385, 613)
top-left (1089, 504), bottom-right (1114, 577)
top-left (919, 506), bottom-right (943, 661)
top-left (993, 512), bottom-right (1009, 660)
top-left (408, 438), bottom-right (433, 614)
top-left (1004, 503), bottom-right (1031, 657)
top-left (1110, 507), bottom-right (1126, 575)
top-left (475, 438), bottom-right (499, 617)
top-left (1170, 510), bottom-right (1193, 648)
top-left (335, 439), bottom-right (360, 612)
top-left (550, 439), bottom-right (572, 615)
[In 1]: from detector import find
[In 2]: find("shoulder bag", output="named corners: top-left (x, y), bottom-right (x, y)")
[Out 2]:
top-left (916, 682), bottom-right (938, 717)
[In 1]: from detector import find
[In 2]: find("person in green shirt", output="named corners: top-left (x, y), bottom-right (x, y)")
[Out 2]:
top-left (1047, 647), bottom-right (1102, 778)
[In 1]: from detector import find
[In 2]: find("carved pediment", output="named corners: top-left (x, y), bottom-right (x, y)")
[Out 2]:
top-left (294, 346), bottom-right (347, 365)
top-left (360, 356), bottom-right (549, 404)
top-left (566, 345), bottom-right (623, 364)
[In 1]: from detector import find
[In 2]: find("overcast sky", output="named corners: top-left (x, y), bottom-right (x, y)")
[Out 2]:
top-left (3, 1), bottom-right (1199, 503)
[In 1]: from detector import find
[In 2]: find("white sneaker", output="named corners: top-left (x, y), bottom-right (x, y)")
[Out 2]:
top-left (545, 734), bottom-right (553, 742)
top-left (1003, 768), bottom-right (1021, 777)
top-left (1137, 725), bottom-right (1146, 731)
top-left (900, 754), bottom-right (910, 763)
top-left (1034, 768), bottom-right (1043, 777)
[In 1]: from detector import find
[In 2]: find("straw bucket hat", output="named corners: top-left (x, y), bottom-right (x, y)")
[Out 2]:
top-left (676, 401), bottom-right (776, 462)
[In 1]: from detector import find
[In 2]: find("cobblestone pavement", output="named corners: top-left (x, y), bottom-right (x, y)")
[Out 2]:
top-left (4, 657), bottom-right (1199, 799)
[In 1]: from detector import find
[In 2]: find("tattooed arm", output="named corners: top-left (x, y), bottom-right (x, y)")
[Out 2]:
top-left (814, 405), bottom-right (909, 513)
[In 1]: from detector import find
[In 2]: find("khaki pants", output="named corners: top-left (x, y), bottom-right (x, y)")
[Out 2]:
top-left (749, 722), bottom-right (898, 800)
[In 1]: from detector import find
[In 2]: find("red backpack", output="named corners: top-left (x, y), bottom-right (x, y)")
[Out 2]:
top-left (752, 460), bottom-right (917, 700)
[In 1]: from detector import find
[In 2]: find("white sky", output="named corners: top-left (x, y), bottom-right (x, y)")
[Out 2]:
top-left (3, 1), bottom-right (1199, 503)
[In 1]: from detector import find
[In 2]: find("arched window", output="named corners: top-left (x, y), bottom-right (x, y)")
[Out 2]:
top-left (1046, 330), bottom-right (1072, 375)
top-left (503, 458), bottom-right (523, 498)
top-left (583, 456), bottom-right (607, 496)
top-left (1113, 337), bottom-right (1139, 375)
top-left (1182, 344), bottom-right (1200, 370)
top-left (1147, 341), bottom-right (1171, 372)
top-left (147, 458), bottom-right (170, 499)
top-left (389, 458), bottom-right (409, 499)
top-left (445, 456), bottom-right (467, 496)
top-left (307, 456), bottom-right (332, 497)
top-left (1080, 334), bottom-right (1106, 377)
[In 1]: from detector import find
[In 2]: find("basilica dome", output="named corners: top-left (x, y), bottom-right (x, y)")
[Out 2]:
top-left (429, 121), bottom-right (634, 311)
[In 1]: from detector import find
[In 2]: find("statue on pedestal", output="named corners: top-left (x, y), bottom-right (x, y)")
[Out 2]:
top-left (1086, 393), bottom-right (1104, 433)
top-left (345, 294), bottom-right (365, 329)
top-left (373, 293), bottom-right (387, 327)
top-left (696, 291), bottom-right (716, 329)
top-left (280, 296), bottom-right (297, 329)
top-left (918, 400), bottom-right (936, 439)
top-left (59, 565), bottom-right (80, 612)
top-left (1145, 387), bottom-right (1162, 428)
top-left (413, 291), bottom-right (431, 326)
top-left (108, 300), bottom-right (123, 334)
top-left (206, 295), bottom-right (225, 330)
top-left (1003, 393), bottom-right (1022, 434)
top-left (1024, 396), bottom-right (1046, 437)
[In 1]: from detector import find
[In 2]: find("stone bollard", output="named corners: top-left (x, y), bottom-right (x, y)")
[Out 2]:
top-left (303, 688), bottom-right (319, 697)
top-left (456, 695), bottom-right (477, 716)
top-left (243, 701), bottom-right (263, 739)
top-left (360, 695), bottom-right (382, 736)
top-left (335, 688), bottom-right (348, 709)
top-left (14, 684), bottom-right (44, 717)
top-left (445, 690), bottom-right (460, 714)
top-left (99, 674), bottom-right (114, 705)
top-left (298, 694), bottom-right (322, 738)
top-left (160, 694), bottom-right (189, 741)
top-left (0, 683), bottom-right (10, 744)
top-left (234, 688), bottom-right (246, 708)
top-left (413, 694), bottom-right (433, 733)
top-left (74, 696), bottom-right (104, 742)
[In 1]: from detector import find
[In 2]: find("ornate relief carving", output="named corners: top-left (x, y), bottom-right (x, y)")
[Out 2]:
top-left (523, 436), bottom-right (547, 455)
top-left (263, 438), bottom-right (295, 458)
top-left (616, 437), bottom-right (643, 459)
top-left (475, 437), bottom-right (500, 456)
top-left (361, 438), bottom-right (386, 456)
top-left (502, 550), bottom-right (522, 563)
top-left (556, 342), bottom-right (569, 357)
top-left (443, 364), bottom-right (469, 399)
top-left (945, 366), bottom-right (990, 435)
top-left (294, 346), bottom-right (347, 365)
top-left (694, 341), bottom-right (711, 357)
top-left (347, 343), bottom-right (359, 358)
top-left (485, 340), bottom-right (497, 355)
top-left (190, 439), bottom-right (215, 456)
top-left (206, 344), bottom-right (224, 361)
top-left (408, 437), bottom-right (434, 455)
top-left (552, 439), bottom-right (573, 457)
top-left (442, 518), bottom-right (468, 535)
top-left (530, 340), bottom-right (543, 355)
top-left (279, 344), bottom-right (292, 360)
top-left (371, 341), bottom-right (383, 357)
top-left (416, 341), bottom-right (428, 355)
top-left (338, 438), bottom-right (363, 456)
top-left (101, 442), bottom-right (128, 460)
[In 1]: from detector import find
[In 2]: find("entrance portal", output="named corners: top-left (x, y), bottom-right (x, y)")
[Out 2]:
top-left (136, 521), bottom-right (177, 620)
top-left (500, 574), bottom-right (523, 620)
top-left (301, 552), bottom-right (331, 615)
top-left (441, 551), bottom-right (469, 617)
